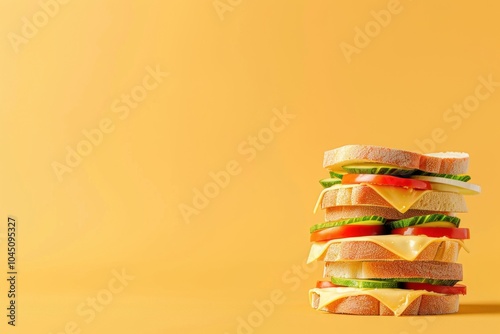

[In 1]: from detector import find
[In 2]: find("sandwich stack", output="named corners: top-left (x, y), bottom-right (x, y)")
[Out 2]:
top-left (308, 145), bottom-right (480, 316)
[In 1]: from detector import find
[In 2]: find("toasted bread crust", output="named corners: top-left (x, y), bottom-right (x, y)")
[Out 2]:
top-left (321, 240), bottom-right (461, 262)
top-left (323, 145), bottom-right (469, 174)
top-left (323, 261), bottom-right (463, 280)
top-left (325, 206), bottom-right (452, 221)
top-left (321, 186), bottom-right (468, 212)
top-left (311, 292), bottom-right (459, 315)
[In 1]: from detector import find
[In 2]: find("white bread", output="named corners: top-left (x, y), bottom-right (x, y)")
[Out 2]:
top-left (321, 239), bottom-right (460, 262)
top-left (321, 186), bottom-right (468, 212)
top-left (323, 145), bottom-right (469, 174)
top-left (311, 292), bottom-right (459, 315)
top-left (325, 206), bottom-right (453, 221)
top-left (323, 261), bottom-right (463, 280)
top-left (421, 152), bottom-right (470, 175)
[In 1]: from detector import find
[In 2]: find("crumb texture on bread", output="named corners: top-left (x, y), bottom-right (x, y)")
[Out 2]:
top-left (324, 240), bottom-right (461, 262)
top-left (323, 145), bottom-right (469, 174)
top-left (323, 261), bottom-right (463, 280)
top-left (323, 145), bottom-right (421, 170)
top-left (321, 186), bottom-right (468, 212)
top-left (311, 290), bottom-right (459, 316)
top-left (311, 238), bottom-right (463, 263)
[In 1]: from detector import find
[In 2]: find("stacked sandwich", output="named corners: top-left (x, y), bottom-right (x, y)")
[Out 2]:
top-left (308, 145), bottom-right (480, 316)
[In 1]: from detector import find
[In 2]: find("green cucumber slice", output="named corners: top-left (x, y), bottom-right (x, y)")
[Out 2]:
top-left (389, 214), bottom-right (460, 229)
top-left (310, 216), bottom-right (386, 233)
top-left (319, 178), bottom-right (342, 188)
top-left (342, 164), bottom-right (415, 177)
top-left (389, 278), bottom-right (458, 286)
top-left (329, 171), bottom-right (344, 179)
top-left (412, 171), bottom-right (471, 182)
top-left (331, 277), bottom-right (398, 289)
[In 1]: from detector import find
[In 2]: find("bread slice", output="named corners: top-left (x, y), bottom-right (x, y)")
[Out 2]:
top-left (323, 145), bottom-right (469, 174)
top-left (311, 292), bottom-right (459, 315)
top-left (321, 239), bottom-right (461, 262)
top-left (321, 186), bottom-right (467, 212)
top-left (323, 261), bottom-right (463, 280)
top-left (421, 152), bottom-right (470, 175)
top-left (325, 206), bottom-right (453, 221)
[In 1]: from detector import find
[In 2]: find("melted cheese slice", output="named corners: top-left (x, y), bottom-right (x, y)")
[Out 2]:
top-left (313, 184), bottom-right (430, 213)
top-left (307, 235), bottom-right (467, 264)
top-left (309, 287), bottom-right (444, 316)
top-left (365, 184), bottom-right (429, 213)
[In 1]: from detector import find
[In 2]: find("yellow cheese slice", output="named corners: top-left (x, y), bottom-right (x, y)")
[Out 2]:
top-left (313, 184), bottom-right (430, 214)
top-left (309, 287), bottom-right (445, 316)
top-left (365, 184), bottom-right (430, 213)
top-left (307, 235), bottom-right (467, 264)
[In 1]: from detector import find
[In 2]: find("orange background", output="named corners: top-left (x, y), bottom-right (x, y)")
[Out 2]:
top-left (1, 1), bottom-right (500, 333)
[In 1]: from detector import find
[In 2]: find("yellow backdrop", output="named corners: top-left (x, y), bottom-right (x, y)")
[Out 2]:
top-left (1, 1), bottom-right (499, 333)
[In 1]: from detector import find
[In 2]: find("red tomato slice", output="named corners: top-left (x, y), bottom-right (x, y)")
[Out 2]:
top-left (310, 224), bottom-right (385, 242)
top-left (316, 281), bottom-right (343, 289)
top-left (403, 282), bottom-right (467, 295)
top-left (342, 174), bottom-right (432, 190)
top-left (391, 227), bottom-right (470, 239)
